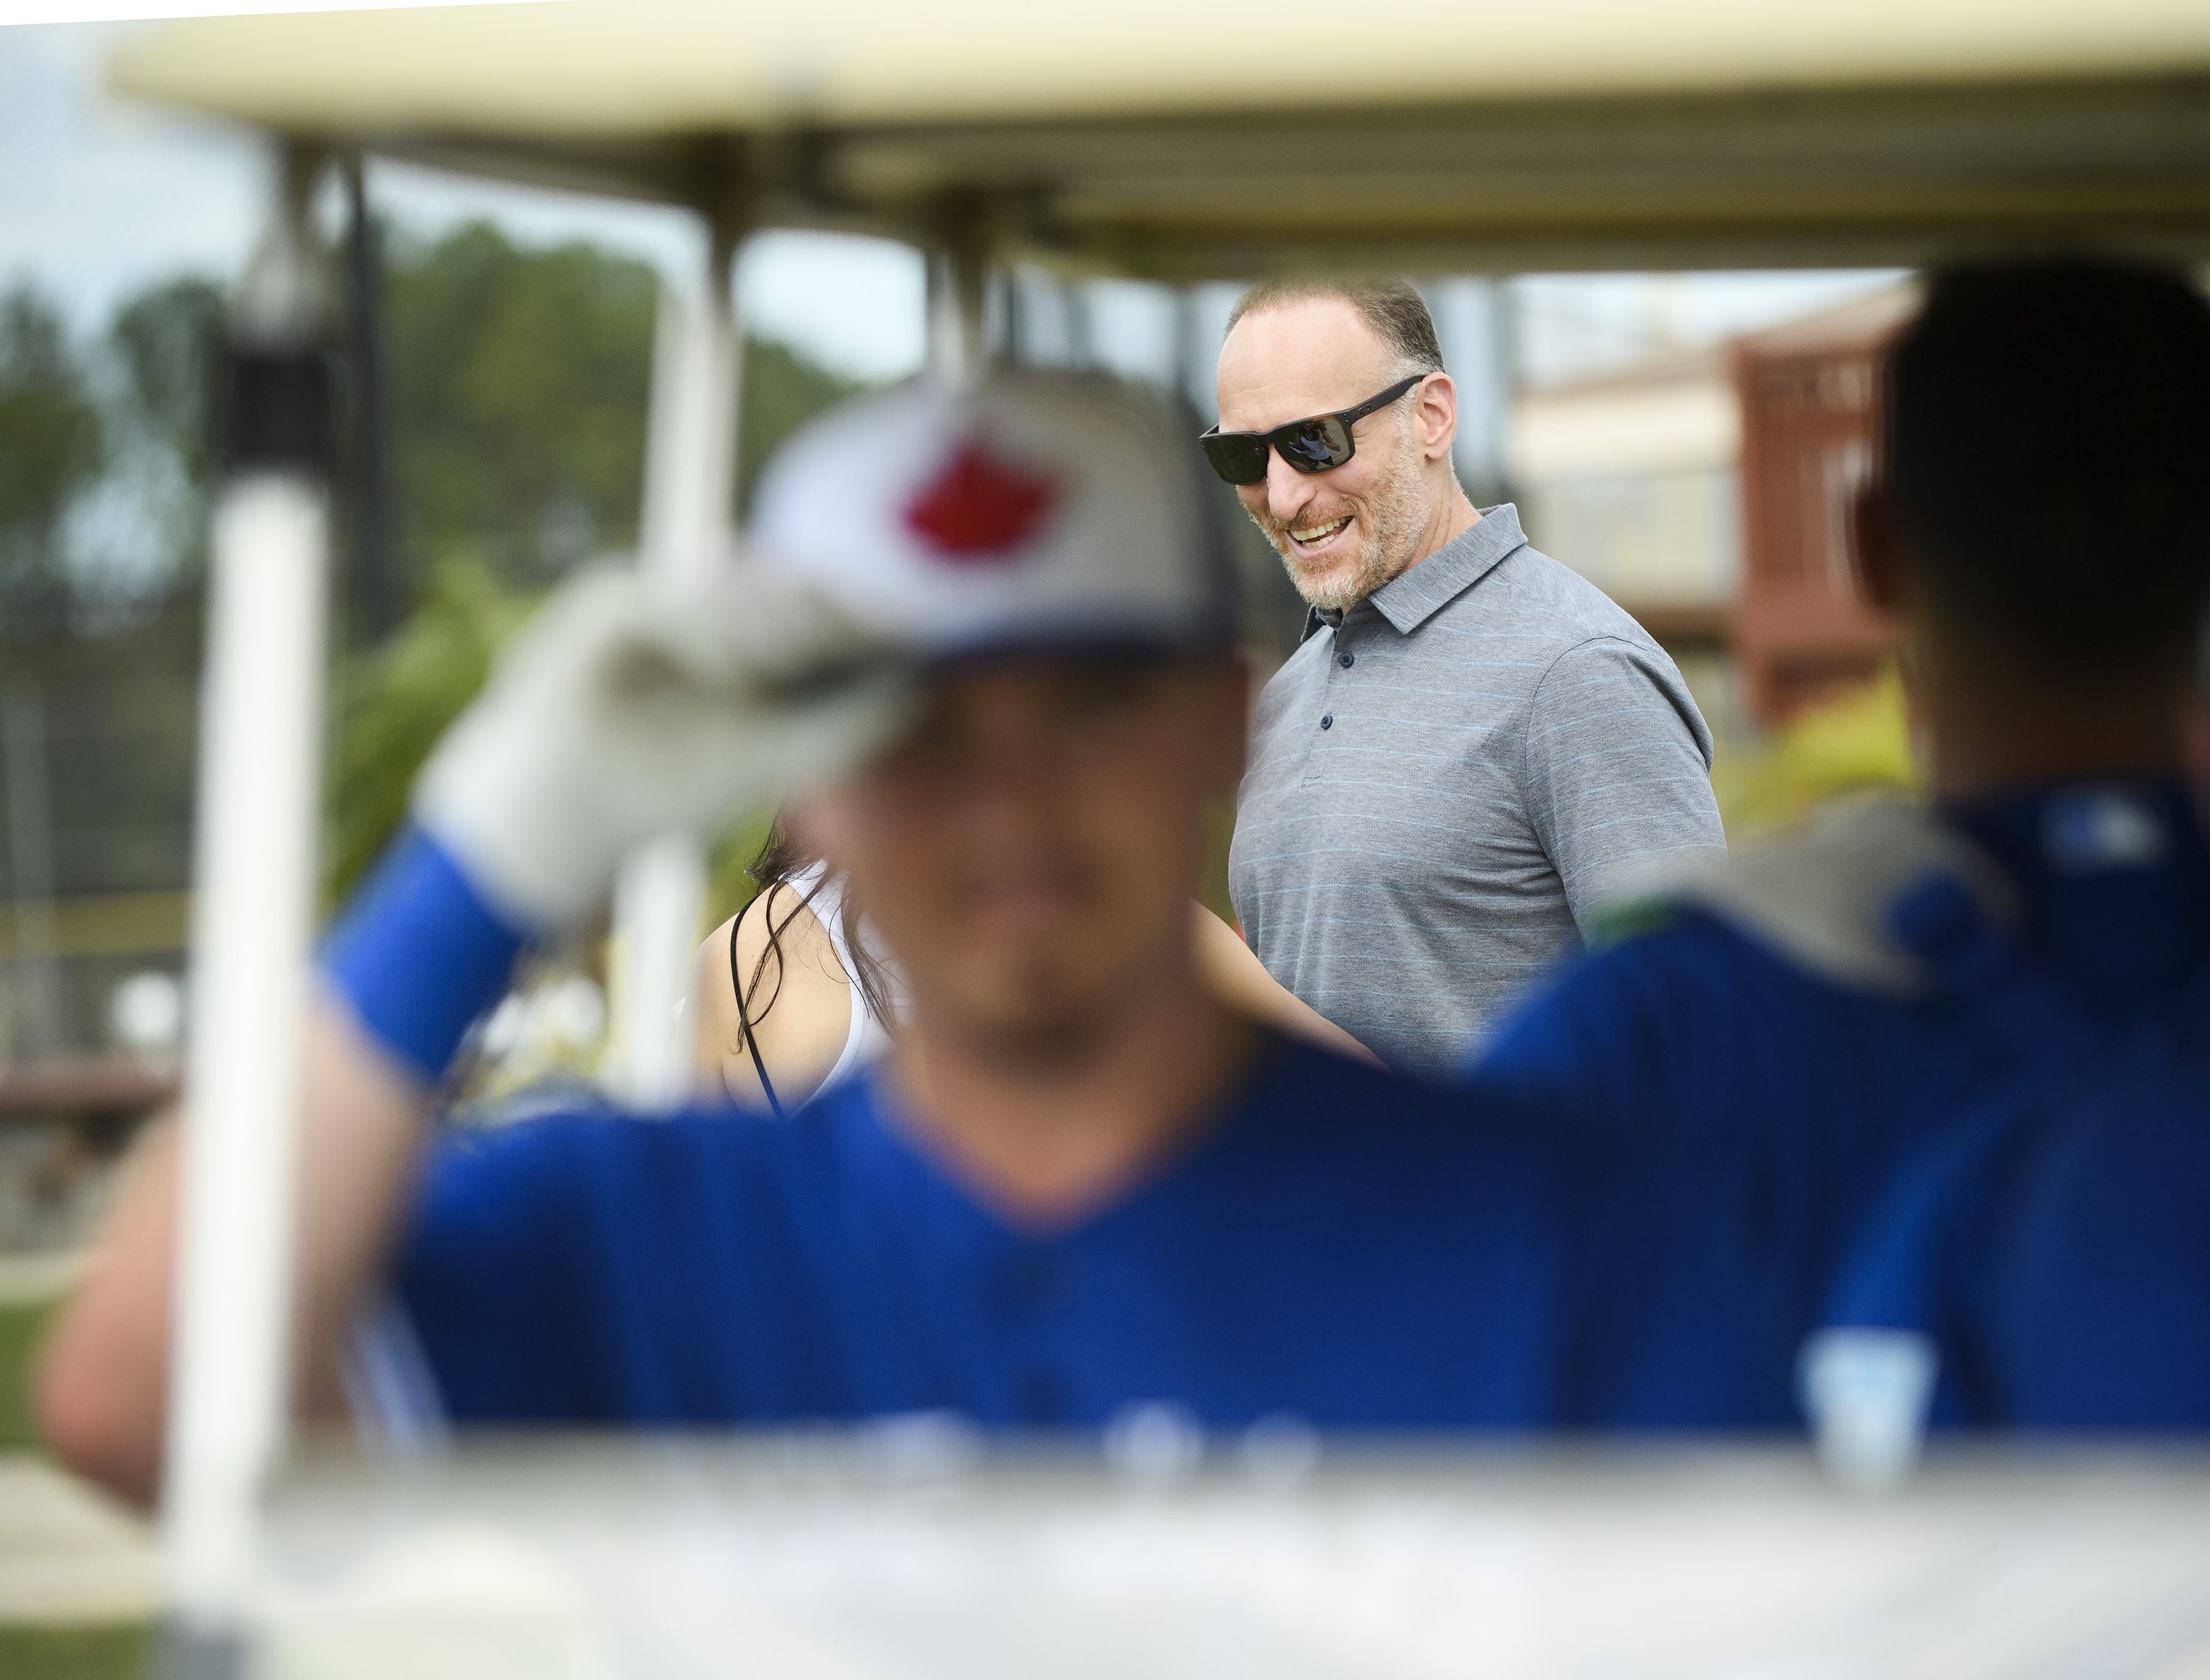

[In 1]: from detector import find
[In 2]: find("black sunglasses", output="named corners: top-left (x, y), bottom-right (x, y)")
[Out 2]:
top-left (1199, 373), bottom-right (1425, 485)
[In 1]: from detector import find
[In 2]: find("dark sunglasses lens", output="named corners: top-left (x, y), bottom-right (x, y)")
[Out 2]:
top-left (1202, 432), bottom-right (1270, 485)
top-left (1280, 417), bottom-right (1353, 474)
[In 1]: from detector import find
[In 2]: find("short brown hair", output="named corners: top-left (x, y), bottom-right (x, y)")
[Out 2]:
top-left (1225, 278), bottom-right (1445, 376)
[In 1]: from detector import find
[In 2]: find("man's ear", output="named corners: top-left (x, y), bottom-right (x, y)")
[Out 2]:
top-left (1414, 372), bottom-right (1458, 465)
top-left (1850, 480), bottom-right (1906, 617)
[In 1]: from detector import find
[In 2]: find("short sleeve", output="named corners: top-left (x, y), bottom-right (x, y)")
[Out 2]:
top-left (1521, 638), bottom-right (1725, 927)
top-left (391, 1117), bottom-right (603, 1421)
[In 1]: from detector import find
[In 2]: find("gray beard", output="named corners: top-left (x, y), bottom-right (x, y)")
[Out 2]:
top-left (1252, 426), bottom-right (1430, 614)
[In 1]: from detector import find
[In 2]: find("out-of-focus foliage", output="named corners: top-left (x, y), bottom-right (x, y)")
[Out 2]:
top-left (11, 225), bottom-right (867, 642)
top-left (383, 222), bottom-right (864, 593)
top-left (0, 1621), bottom-right (146, 1680)
top-left (108, 275), bottom-right (225, 591)
top-left (738, 336), bottom-right (866, 513)
top-left (387, 222), bottom-right (659, 586)
top-left (0, 284), bottom-right (105, 653)
top-left (111, 277), bottom-right (223, 477)
top-left (705, 809), bottom-right (781, 930)
top-left (320, 225), bottom-right (867, 897)
top-left (1711, 667), bottom-right (1918, 839)
top-left (0, 1291), bottom-right (53, 1452)
top-left (10, 222), bottom-right (870, 955)
top-left (0, 283), bottom-right (203, 1052)
top-left (1202, 801), bottom-right (1237, 925)
top-left (325, 560), bottom-right (534, 902)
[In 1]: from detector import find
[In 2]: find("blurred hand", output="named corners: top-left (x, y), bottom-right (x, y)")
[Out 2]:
top-left (415, 563), bottom-right (915, 931)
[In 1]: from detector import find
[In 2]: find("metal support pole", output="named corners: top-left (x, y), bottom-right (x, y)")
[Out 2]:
top-left (996, 266), bottom-right (1025, 367)
top-left (1171, 285), bottom-right (1202, 415)
top-left (1062, 278), bottom-right (1094, 370)
top-left (1424, 276), bottom-right (1515, 507)
top-left (925, 197), bottom-right (991, 391)
top-left (161, 143), bottom-right (334, 1680)
top-left (341, 154), bottom-right (401, 643)
top-left (605, 216), bottom-right (742, 1108)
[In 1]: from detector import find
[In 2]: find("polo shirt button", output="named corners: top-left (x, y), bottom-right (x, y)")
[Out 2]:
top-left (1338, 652), bottom-right (1354, 669)
top-left (1319, 714), bottom-right (1333, 730)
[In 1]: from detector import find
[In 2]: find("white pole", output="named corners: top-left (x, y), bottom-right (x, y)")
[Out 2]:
top-left (927, 242), bottom-right (989, 392)
top-left (606, 228), bottom-right (740, 1108)
top-left (161, 147), bottom-right (332, 1678)
top-left (1423, 277), bottom-right (1513, 505)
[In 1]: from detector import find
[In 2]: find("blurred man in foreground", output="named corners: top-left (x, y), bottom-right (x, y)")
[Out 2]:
top-left (1477, 258), bottom-right (2210, 1432)
top-left (1793, 627), bottom-right (2210, 1447)
top-left (43, 375), bottom-right (1623, 1505)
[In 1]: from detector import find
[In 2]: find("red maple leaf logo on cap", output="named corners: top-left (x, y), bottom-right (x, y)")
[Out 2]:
top-left (902, 438), bottom-right (1059, 565)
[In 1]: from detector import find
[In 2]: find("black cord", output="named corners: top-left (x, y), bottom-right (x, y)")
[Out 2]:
top-left (730, 912), bottom-right (785, 1120)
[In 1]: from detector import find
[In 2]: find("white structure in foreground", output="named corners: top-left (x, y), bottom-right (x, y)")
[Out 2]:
top-left (248, 1439), bottom-right (2210, 1679)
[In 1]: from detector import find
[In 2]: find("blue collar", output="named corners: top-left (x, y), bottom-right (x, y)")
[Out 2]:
top-left (1941, 781), bottom-right (2210, 1008)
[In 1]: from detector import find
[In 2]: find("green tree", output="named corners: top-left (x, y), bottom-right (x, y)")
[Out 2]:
top-left (111, 277), bottom-right (223, 497)
top-left (51, 229), bottom-right (870, 900)
top-left (383, 221), bottom-right (866, 591)
top-left (386, 222), bottom-right (659, 586)
top-left (0, 284), bottom-right (105, 653)
top-left (107, 275), bottom-right (225, 605)
top-left (737, 334), bottom-right (865, 512)
top-left (324, 558), bottom-right (534, 902)
top-left (324, 225), bottom-right (868, 888)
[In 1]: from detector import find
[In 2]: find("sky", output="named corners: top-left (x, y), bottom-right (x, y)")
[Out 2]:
top-left (0, 20), bottom-right (1900, 397)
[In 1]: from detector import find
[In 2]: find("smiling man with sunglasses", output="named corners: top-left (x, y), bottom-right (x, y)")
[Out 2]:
top-left (1213, 280), bottom-right (1725, 1067)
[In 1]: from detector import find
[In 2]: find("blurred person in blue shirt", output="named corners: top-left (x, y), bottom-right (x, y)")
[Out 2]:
top-left (43, 373), bottom-right (1633, 1505)
top-left (1793, 633), bottom-right (2210, 1451)
top-left (1476, 258), bottom-right (2210, 1433)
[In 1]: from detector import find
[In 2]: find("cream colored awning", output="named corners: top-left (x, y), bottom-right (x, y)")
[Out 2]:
top-left (110, 0), bottom-right (2210, 274)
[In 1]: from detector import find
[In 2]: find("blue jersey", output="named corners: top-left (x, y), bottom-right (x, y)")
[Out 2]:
top-left (391, 1038), bottom-right (1636, 1431)
top-left (1476, 782), bottom-right (2210, 1430)
top-left (1820, 967), bottom-right (2210, 1430)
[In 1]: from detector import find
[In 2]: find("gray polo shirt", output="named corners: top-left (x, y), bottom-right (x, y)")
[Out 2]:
top-left (1228, 505), bottom-right (1724, 1072)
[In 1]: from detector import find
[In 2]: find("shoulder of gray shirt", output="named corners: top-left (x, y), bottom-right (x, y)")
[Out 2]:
top-left (1487, 544), bottom-right (1717, 771)
top-left (1340, 509), bottom-right (1716, 770)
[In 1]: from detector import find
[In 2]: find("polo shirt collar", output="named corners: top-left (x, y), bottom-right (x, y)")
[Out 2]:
top-left (1305, 504), bottom-right (1527, 640)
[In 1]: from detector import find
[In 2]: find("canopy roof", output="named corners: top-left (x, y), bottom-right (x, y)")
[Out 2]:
top-left (111, 0), bottom-right (2210, 275)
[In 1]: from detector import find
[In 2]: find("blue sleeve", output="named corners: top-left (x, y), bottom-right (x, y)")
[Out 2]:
top-left (393, 1114), bottom-right (608, 1421)
top-left (320, 827), bottom-right (530, 1086)
top-left (1478, 911), bottom-right (1946, 1184)
top-left (1469, 919), bottom-right (1871, 1428)
top-left (1473, 918), bottom-right (1735, 1144)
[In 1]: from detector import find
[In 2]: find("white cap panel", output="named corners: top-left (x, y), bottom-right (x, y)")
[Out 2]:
top-left (748, 374), bottom-right (1221, 658)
